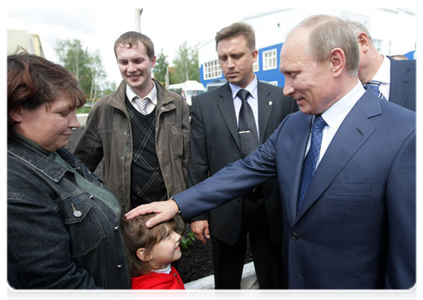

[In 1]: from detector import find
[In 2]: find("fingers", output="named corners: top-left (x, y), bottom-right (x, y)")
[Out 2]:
top-left (197, 234), bottom-right (207, 244)
top-left (125, 203), bottom-right (154, 220)
top-left (204, 226), bottom-right (211, 240)
top-left (124, 200), bottom-right (180, 228)
top-left (190, 220), bottom-right (210, 244)
top-left (145, 214), bottom-right (167, 228)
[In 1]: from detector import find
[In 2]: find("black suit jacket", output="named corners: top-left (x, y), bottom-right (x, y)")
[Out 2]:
top-left (188, 81), bottom-right (298, 245)
top-left (388, 56), bottom-right (416, 111)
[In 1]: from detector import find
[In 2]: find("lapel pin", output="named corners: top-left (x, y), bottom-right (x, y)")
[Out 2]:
top-left (269, 101), bottom-right (273, 106)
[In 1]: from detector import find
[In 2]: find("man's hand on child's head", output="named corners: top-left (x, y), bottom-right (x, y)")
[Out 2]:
top-left (125, 199), bottom-right (180, 228)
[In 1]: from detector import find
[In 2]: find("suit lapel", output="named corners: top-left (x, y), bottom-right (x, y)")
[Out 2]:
top-left (216, 83), bottom-right (241, 150)
top-left (257, 82), bottom-right (273, 143)
top-left (288, 113), bottom-right (313, 226)
top-left (295, 92), bottom-right (381, 223)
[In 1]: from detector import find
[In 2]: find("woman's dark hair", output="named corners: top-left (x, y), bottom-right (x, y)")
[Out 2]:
top-left (7, 51), bottom-right (86, 134)
top-left (120, 214), bottom-right (177, 276)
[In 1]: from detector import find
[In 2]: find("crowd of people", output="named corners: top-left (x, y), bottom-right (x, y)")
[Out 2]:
top-left (7, 14), bottom-right (416, 290)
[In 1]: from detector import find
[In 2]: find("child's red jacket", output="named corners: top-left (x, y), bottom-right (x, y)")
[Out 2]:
top-left (132, 266), bottom-right (185, 289)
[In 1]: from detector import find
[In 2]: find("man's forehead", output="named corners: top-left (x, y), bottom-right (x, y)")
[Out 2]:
top-left (117, 41), bottom-right (142, 49)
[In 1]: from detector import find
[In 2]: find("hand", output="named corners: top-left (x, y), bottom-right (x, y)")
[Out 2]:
top-left (125, 199), bottom-right (180, 228)
top-left (190, 220), bottom-right (210, 244)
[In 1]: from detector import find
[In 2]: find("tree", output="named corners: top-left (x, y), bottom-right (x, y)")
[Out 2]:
top-left (171, 41), bottom-right (199, 84)
top-left (153, 50), bottom-right (169, 85)
top-left (55, 39), bottom-right (107, 106)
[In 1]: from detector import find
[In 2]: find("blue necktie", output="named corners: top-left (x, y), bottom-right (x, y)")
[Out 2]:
top-left (237, 89), bottom-right (258, 158)
top-left (364, 80), bottom-right (387, 101)
top-left (298, 115), bottom-right (327, 210)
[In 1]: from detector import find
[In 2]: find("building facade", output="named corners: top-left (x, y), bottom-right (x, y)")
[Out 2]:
top-left (198, 8), bottom-right (417, 89)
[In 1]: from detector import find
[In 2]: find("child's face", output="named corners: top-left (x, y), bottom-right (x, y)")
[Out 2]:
top-left (149, 229), bottom-right (182, 270)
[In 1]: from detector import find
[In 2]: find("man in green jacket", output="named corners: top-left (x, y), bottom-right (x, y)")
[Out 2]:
top-left (74, 31), bottom-right (190, 232)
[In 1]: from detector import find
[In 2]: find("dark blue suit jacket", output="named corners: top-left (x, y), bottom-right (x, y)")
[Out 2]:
top-left (188, 82), bottom-right (297, 245)
top-left (388, 56), bottom-right (416, 111)
top-left (174, 90), bottom-right (416, 289)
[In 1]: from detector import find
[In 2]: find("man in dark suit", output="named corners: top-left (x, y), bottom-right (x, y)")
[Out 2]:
top-left (127, 15), bottom-right (415, 289)
top-left (346, 20), bottom-right (416, 111)
top-left (188, 22), bottom-right (298, 289)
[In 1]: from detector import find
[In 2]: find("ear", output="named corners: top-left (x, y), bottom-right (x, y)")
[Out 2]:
top-left (9, 106), bottom-right (24, 124)
top-left (252, 49), bottom-right (258, 63)
top-left (150, 55), bottom-right (157, 68)
top-left (136, 248), bottom-right (152, 262)
top-left (357, 32), bottom-right (371, 53)
top-left (329, 48), bottom-right (346, 77)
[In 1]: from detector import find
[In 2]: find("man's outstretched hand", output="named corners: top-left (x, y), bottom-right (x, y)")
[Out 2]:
top-left (125, 199), bottom-right (180, 228)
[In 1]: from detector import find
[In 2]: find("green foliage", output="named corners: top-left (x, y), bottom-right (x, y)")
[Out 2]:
top-left (180, 232), bottom-right (196, 250)
top-left (170, 41), bottom-right (199, 84)
top-left (76, 106), bottom-right (91, 114)
top-left (154, 50), bottom-right (169, 84)
top-left (54, 39), bottom-right (108, 105)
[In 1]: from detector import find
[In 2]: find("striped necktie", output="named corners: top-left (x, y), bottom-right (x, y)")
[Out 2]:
top-left (364, 80), bottom-right (387, 101)
top-left (134, 97), bottom-right (152, 115)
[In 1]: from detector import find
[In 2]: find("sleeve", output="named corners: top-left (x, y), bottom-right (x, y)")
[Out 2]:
top-left (384, 129), bottom-right (416, 289)
top-left (180, 95), bottom-right (191, 185)
top-left (73, 103), bottom-right (104, 172)
top-left (174, 117), bottom-right (283, 221)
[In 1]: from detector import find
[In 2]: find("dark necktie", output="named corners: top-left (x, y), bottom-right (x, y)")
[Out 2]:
top-left (363, 80), bottom-right (387, 101)
top-left (298, 115), bottom-right (327, 210)
top-left (237, 89), bottom-right (258, 158)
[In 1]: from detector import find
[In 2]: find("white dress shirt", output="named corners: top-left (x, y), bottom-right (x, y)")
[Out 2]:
top-left (306, 81), bottom-right (366, 168)
top-left (126, 83), bottom-right (158, 115)
top-left (370, 55), bottom-right (391, 101)
top-left (230, 76), bottom-right (260, 139)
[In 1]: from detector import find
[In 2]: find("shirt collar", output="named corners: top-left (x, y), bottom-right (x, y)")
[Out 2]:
top-left (152, 263), bottom-right (171, 274)
top-left (126, 82), bottom-right (158, 105)
top-left (371, 55), bottom-right (391, 85)
top-left (321, 80), bottom-right (365, 132)
top-left (229, 75), bottom-right (258, 100)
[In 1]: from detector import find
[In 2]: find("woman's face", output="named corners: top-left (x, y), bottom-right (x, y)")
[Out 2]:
top-left (11, 95), bottom-right (80, 152)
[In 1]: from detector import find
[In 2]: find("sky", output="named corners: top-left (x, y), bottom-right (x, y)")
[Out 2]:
top-left (5, 1), bottom-right (290, 86)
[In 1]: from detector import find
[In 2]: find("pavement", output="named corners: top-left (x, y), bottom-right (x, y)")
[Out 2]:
top-left (184, 262), bottom-right (259, 289)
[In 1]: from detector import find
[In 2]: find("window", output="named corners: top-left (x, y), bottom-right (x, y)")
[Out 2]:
top-left (263, 49), bottom-right (277, 71)
top-left (253, 61), bottom-right (259, 72)
top-left (203, 60), bottom-right (222, 80)
top-left (373, 39), bottom-right (383, 53)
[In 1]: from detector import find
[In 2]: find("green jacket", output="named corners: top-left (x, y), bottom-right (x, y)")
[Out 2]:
top-left (74, 79), bottom-right (190, 230)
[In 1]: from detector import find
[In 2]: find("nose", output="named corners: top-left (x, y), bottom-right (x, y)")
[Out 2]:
top-left (127, 62), bottom-right (137, 73)
top-left (226, 57), bottom-right (235, 69)
top-left (69, 111), bottom-right (81, 129)
top-left (283, 78), bottom-right (295, 97)
top-left (173, 231), bottom-right (181, 242)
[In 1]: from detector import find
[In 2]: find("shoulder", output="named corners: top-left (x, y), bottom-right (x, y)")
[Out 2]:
top-left (389, 57), bottom-right (416, 73)
top-left (258, 81), bottom-right (284, 92)
top-left (193, 83), bottom-right (229, 104)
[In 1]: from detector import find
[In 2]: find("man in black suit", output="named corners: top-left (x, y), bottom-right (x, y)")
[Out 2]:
top-left (188, 22), bottom-right (298, 289)
top-left (346, 20), bottom-right (416, 111)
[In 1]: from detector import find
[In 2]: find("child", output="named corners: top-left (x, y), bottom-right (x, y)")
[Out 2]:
top-left (121, 213), bottom-right (185, 289)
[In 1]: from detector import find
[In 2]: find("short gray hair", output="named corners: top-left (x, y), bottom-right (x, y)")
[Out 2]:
top-left (291, 15), bottom-right (359, 76)
top-left (345, 20), bottom-right (372, 40)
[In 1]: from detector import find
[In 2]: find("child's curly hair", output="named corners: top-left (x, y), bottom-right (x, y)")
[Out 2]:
top-left (120, 214), bottom-right (177, 276)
